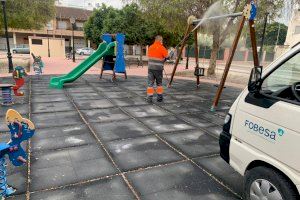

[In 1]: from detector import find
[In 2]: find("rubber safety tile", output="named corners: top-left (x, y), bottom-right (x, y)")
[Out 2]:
top-left (31, 94), bottom-right (68, 103)
top-left (68, 92), bottom-right (104, 100)
top-left (30, 176), bottom-right (136, 200)
top-left (32, 102), bottom-right (74, 113)
top-left (91, 119), bottom-right (152, 142)
top-left (74, 99), bottom-right (114, 110)
top-left (180, 113), bottom-right (217, 128)
top-left (106, 135), bottom-right (183, 171)
top-left (127, 161), bottom-right (239, 200)
top-left (31, 111), bottom-right (83, 128)
top-left (122, 105), bottom-right (169, 118)
top-left (111, 97), bottom-right (148, 107)
top-left (140, 116), bottom-right (195, 133)
top-left (81, 108), bottom-right (130, 123)
top-left (161, 130), bottom-right (220, 158)
top-left (30, 145), bottom-right (117, 191)
top-left (194, 155), bottom-right (243, 196)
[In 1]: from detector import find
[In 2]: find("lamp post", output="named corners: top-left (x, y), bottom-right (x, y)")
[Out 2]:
top-left (47, 28), bottom-right (50, 57)
top-left (70, 17), bottom-right (76, 63)
top-left (1, 0), bottom-right (13, 73)
top-left (259, 12), bottom-right (269, 63)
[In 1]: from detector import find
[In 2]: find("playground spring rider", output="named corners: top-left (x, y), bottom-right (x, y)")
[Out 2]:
top-left (32, 53), bottom-right (44, 76)
top-left (0, 84), bottom-right (13, 106)
top-left (12, 66), bottom-right (27, 96)
top-left (100, 33), bottom-right (127, 80)
top-left (0, 109), bottom-right (35, 197)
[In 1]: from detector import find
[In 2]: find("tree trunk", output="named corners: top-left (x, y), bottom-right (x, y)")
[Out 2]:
top-left (186, 45), bottom-right (190, 69)
top-left (207, 29), bottom-right (220, 76)
top-left (139, 44), bottom-right (143, 66)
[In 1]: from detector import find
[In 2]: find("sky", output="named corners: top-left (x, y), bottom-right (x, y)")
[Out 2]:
top-left (62, 0), bottom-right (294, 24)
top-left (95, 0), bottom-right (124, 8)
top-left (60, 0), bottom-right (124, 9)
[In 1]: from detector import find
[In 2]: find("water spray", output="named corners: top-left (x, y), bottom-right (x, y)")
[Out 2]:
top-left (191, 12), bottom-right (243, 32)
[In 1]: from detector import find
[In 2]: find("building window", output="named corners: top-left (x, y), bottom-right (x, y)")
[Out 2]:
top-left (32, 39), bottom-right (43, 45)
top-left (76, 22), bottom-right (84, 31)
top-left (57, 21), bottom-right (67, 30)
top-left (295, 26), bottom-right (300, 34)
top-left (46, 22), bottom-right (53, 30)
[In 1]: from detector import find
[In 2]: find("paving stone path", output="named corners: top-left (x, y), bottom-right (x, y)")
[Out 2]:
top-left (0, 75), bottom-right (244, 200)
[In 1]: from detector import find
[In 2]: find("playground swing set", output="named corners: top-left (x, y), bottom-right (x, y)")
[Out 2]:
top-left (168, 0), bottom-right (259, 111)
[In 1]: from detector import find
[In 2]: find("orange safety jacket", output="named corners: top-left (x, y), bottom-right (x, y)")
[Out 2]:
top-left (148, 41), bottom-right (168, 70)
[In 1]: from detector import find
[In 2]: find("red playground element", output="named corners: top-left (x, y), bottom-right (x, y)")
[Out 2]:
top-left (12, 66), bottom-right (27, 96)
top-left (13, 79), bottom-right (25, 96)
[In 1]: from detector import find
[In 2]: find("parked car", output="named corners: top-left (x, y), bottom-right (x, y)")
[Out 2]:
top-left (76, 48), bottom-right (95, 55)
top-left (220, 43), bottom-right (300, 200)
top-left (12, 45), bottom-right (30, 54)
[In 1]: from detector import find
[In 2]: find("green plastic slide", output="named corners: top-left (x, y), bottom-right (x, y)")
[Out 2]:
top-left (49, 42), bottom-right (115, 89)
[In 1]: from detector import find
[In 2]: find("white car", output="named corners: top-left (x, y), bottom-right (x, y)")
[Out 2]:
top-left (76, 48), bottom-right (95, 55)
top-left (220, 43), bottom-right (300, 200)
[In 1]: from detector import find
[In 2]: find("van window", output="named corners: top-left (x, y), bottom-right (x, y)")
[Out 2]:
top-left (261, 52), bottom-right (300, 102)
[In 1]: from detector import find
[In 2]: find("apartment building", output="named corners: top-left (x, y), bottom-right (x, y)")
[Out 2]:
top-left (0, 6), bottom-right (92, 53)
top-left (285, 9), bottom-right (300, 47)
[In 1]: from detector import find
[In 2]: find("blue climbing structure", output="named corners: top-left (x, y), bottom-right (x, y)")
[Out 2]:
top-left (0, 109), bottom-right (35, 198)
top-left (100, 33), bottom-right (127, 80)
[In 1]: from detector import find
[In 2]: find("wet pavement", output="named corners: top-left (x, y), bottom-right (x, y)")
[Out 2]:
top-left (0, 75), bottom-right (243, 200)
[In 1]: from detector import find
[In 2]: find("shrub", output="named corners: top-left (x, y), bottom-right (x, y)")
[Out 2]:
top-left (0, 58), bottom-right (31, 74)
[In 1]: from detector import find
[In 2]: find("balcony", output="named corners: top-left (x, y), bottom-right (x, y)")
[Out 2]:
top-left (9, 27), bottom-right (84, 37)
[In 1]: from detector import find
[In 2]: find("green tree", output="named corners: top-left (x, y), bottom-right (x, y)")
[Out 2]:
top-left (84, 4), bottom-right (115, 44)
top-left (84, 3), bottom-right (175, 61)
top-left (246, 22), bottom-right (287, 48)
top-left (126, 0), bottom-right (211, 33)
top-left (103, 3), bottom-right (169, 60)
top-left (126, 0), bottom-right (289, 75)
top-left (0, 0), bottom-right (55, 30)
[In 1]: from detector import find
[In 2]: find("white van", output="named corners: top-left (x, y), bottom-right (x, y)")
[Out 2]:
top-left (219, 43), bottom-right (300, 200)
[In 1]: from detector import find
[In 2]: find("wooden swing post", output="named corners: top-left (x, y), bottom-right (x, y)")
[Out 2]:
top-left (211, 0), bottom-right (258, 111)
top-left (193, 30), bottom-right (200, 87)
top-left (168, 24), bottom-right (193, 88)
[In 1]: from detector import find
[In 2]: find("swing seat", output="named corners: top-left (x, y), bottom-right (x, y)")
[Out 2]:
top-left (194, 67), bottom-right (205, 76)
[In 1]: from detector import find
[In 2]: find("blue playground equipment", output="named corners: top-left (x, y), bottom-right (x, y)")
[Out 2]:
top-left (0, 109), bottom-right (35, 198)
top-left (249, 0), bottom-right (257, 20)
top-left (100, 33), bottom-right (127, 80)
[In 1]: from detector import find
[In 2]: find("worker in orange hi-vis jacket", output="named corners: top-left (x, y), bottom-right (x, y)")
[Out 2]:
top-left (147, 35), bottom-right (169, 103)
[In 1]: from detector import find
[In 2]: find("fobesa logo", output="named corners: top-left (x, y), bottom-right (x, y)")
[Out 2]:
top-left (244, 120), bottom-right (285, 141)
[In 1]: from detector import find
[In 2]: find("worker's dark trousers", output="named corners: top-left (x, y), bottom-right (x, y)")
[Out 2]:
top-left (147, 69), bottom-right (163, 102)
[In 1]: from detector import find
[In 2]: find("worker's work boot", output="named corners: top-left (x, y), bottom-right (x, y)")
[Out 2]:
top-left (156, 86), bottom-right (163, 102)
top-left (147, 95), bottom-right (153, 103)
top-left (157, 94), bottom-right (163, 102)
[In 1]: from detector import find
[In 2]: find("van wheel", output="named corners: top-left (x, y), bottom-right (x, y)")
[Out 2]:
top-left (244, 166), bottom-right (298, 200)
top-left (13, 50), bottom-right (17, 54)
